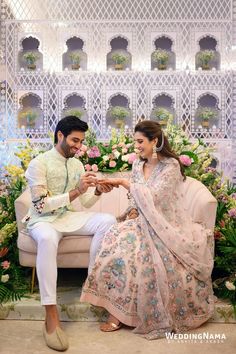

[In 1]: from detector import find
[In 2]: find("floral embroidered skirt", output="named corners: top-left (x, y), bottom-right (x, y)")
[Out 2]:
top-left (80, 218), bottom-right (214, 339)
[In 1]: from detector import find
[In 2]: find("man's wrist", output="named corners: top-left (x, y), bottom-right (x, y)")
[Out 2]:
top-left (94, 186), bottom-right (102, 196)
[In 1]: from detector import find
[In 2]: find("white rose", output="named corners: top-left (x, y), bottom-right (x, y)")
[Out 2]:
top-left (225, 281), bottom-right (236, 291)
top-left (1, 274), bottom-right (9, 283)
top-left (121, 155), bottom-right (129, 162)
top-left (102, 155), bottom-right (109, 161)
top-left (113, 150), bottom-right (120, 159)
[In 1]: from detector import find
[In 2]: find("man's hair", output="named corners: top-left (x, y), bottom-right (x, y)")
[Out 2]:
top-left (54, 116), bottom-right (88, 144)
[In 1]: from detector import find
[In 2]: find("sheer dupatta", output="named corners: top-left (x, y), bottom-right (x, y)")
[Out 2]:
top-left (130, 159), bottom-right (214, 283)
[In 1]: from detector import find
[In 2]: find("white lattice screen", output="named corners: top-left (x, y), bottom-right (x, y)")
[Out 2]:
top-left (0, 0), bottom-right (235, 182)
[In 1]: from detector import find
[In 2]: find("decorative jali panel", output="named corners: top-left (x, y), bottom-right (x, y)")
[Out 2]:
top-left (0, 0), bottom-right (235, 182)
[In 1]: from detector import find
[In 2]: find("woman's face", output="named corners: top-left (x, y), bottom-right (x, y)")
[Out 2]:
top-left (134, 131), bottom-right (157, 159)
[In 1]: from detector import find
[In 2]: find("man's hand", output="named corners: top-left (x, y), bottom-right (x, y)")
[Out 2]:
top-left (95, 183), bottom-right (115, 195)
top-left (78, 172), bottom-right (98, 194)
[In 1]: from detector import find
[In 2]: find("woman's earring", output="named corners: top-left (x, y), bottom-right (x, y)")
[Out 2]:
top-left (152, 144), bottom-right (157, 158)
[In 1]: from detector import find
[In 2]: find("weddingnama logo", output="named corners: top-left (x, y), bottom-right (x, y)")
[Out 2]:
top-left (166, 332), bottom-right (226, 344)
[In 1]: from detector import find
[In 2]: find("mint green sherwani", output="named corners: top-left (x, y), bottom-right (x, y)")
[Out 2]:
top-left (24, 147), bottom-right (100, 231)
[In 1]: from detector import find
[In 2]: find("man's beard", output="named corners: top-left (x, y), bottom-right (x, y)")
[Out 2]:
top-left (61, 138), bottom-right (75, 158)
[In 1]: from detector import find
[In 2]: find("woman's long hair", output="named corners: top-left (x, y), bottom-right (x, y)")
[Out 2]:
top-left (134, 120), bottom-right (186, 180)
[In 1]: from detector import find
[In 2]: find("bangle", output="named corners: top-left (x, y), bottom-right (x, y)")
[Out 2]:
top-left (94, 187), bottom-right (102, 196)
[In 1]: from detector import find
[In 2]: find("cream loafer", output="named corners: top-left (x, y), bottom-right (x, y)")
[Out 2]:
top-left (43, 324), bottom-right (69, 351)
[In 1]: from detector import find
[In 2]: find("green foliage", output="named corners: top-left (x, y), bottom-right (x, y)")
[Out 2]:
top-left (111, 53), bottom-right (129, 65)
top-left (69, 51), bottom-right (81, 64)
top-left (23, 52), bottom-right (39, 64)
top-left (152, 49), bottom-right (169, 64)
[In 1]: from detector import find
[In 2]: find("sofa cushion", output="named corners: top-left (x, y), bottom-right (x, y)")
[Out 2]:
top-left (17, 229), bottom-right (92, 254)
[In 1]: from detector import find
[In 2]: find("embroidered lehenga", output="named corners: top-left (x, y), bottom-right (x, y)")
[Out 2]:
top-left (80, 157), bottom-right (214, 339)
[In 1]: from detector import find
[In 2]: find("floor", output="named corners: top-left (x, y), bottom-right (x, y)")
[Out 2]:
top-left (1, 321), bottom-right (236, 354)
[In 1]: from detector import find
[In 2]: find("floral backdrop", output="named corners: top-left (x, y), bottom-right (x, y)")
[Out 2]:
top-left (0, 121), bottom-right (235, 315)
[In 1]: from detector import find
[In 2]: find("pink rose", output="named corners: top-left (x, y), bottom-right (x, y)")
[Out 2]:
top-left (91, 164), bottom-right (98, 172)
top-left (122, 148), bottom-right (128, 154)
top-left (1, 261), bottom-right (10, 270)
top-left (179, 155), bottom-right (192, 167)
top-left (112, 144), bottom-right (118, 149)
top-left (109, 161), bottom-right (116, 168)
top-left (85, 164), bottom-right (92, 171)
top-left (128, 153), bottom-right (137, 164)
top-left (77, 150), bottom-right (85, 157)
top-left (80, 144), bottom-right (88, 152)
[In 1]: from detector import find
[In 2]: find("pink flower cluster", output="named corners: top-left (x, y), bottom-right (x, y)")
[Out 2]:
top-left (1, 260), bottom-right (10, 270)
top-left (228, 208), bottom-right (236, 219)
top-left (87, 146), bottom-right (101, 158)
top-left (179, 154), bottom-right (192, 167)
top-left (85, 164), bottom-right (99, 172)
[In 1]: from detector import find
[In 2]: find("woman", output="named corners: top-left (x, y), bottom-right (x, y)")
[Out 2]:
top-left (80, 120), bottom-right (214, 340)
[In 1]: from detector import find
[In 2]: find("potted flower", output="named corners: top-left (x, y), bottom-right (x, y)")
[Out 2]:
top-left (69, 51), bottom-right (81, 70)
top-left (111, 53), bottom-right (129, 70)
top-left (197, 50), bottom-right (215, 70)
top-left (23, 52), bottom-right (39, 70)
top-left (110, 106), bottom-right (130, 128)
top-left (153, 107), bottom-right (173, 126)
top-left (66, 108), bottom-right (83, 119)
top-left (197, 107), bottom-right (217, 128)
top-left (19, 110), bottom-right (38, 128)
top-left (152, 49), bottom-right (169, 70)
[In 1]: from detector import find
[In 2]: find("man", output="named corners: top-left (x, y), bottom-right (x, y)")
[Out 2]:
top-left (24, 116), bottom-right (116, 351)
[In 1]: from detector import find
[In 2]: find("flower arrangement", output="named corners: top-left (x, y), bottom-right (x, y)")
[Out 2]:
top-left (152, 49), bottom-right (170, 70)
top-left (66, 108), bottom-right (83, 119)
top-left (23, 52), bottom-right (39, 70)
top-left (109, 106), bottom-right (130, 128)
top-left (69, 51), bottom-right (81, 70)
top-left (78, 128), bottom-right (136, 173)
top-left (152, 107), bottom-right (173, 126)
top-left (111, 53), bottom-right (129, 70)
top-left (197, 50), bottom-right (215, 70)
top-left (19, 110), bottom-right (38, 128)
top-left (197, 107), bottom-right (217, 128)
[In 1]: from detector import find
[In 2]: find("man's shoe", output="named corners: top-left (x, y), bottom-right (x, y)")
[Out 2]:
top-left (43, 324), bottom-right (69, 351)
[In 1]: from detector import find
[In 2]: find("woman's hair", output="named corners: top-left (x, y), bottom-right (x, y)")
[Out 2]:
top-left (54, 116), bottom-right (88, 144)
top-left (134, 120), bottom-right (186, 180)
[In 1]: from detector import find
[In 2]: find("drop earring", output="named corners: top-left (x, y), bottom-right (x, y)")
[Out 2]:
top-left (152, 144), bottom-right (157, 158)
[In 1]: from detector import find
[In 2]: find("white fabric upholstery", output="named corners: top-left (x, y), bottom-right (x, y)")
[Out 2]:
top-left (15, 176), bottom-right (217, 268)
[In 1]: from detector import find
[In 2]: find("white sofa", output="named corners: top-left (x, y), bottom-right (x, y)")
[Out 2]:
top-left (15, 176), bottom-right (217, 270)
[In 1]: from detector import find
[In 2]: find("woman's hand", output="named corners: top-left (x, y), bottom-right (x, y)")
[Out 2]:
top-left (97, 178), bottom-right (130, 190)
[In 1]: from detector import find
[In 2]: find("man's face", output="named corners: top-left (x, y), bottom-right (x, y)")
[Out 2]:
top-left (58, 130), bottom-right (85, 158)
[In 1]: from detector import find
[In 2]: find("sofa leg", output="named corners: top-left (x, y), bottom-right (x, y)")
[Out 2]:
top-left (31, 267), bottom-right (36, 294)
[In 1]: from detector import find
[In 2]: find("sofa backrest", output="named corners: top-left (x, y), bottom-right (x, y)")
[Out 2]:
top-left (14, 176), bottom-right (217, 232)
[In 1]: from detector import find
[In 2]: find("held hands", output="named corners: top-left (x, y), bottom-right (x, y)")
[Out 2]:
top-left (77, 173), bottom-right (116, 195)
top-left (77, 172), bottom-right (98, 194)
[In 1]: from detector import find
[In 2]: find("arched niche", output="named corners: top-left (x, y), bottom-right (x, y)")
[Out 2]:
top-left (106, 93), bottom-right (132, 128)
top-left (62, 93), bottom-right (88, 122)
top-left (18, 36), bottom-right (43, 71)
top-left (107, 36), bottom-right (132, 71)
top-left (63, 36), bottom-right (87, 71)
top-left (18, 93), bottom-right (44, 129)
top-left (150, 93), bottom-right (175, 126)
top-left (195, 93), bottom-right (220, 129)
top-left (151, 36), bottom-right (176, 70)
top-left (195, 35), bottom-right (220, 70)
